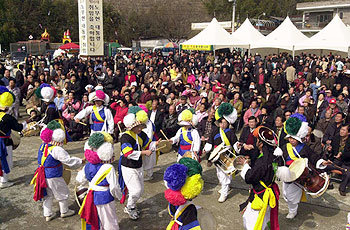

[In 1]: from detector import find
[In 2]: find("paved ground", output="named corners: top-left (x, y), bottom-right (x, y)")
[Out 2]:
top-left (1, 124), bottom-right (350, 229)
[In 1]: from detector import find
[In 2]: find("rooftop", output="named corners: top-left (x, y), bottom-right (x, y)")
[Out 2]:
top-left (297, 0), bottom-right (350, 11)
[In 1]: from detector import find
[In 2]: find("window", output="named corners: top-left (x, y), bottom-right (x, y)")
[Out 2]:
top-left (340, 12), bottom-right (344, 19)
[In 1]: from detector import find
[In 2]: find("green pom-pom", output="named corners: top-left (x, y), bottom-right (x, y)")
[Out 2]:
top-left (218, 102), bottom-right (234, 117)
top-left (47, 120), bottom-right (61, 130)
top-left (88, 132), bottom-right (105, 149)
top-left (128, 106), bottom-right (142, 115)
top-left (285, 117), bottom-right (302, 136)
top-left (35, 88), bottom-right (42, 99)
top-left (188, 108), bottom-right (195, 114)
top-left (179, 157), bottom-right (202, 177)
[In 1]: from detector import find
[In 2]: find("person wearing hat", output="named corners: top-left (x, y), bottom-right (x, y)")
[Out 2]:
top-left (31, 120), bottom-right (83, 221)
top-left (0, 86), bottom-right (26, 188)
top-left (320, 98), bottom-right (340, 119)
top-left (203, 103), bottom-right (240, 202)
top-left (164, 158), bottom-right (204, 229)
top-left (279, 114), bottom-right (331, 219)
top-left (77, 132), bottom-right (122, 229)
top-left (237, 126), bottom-right (281, 230)
top-left (170, 109), bottom-right (200, 162)
top-left (35, 83), bottom-right (60, 124)
top-left (74, 90), bottom-right (114, 135)
top-left (118, 106), bottom-right (158, 220)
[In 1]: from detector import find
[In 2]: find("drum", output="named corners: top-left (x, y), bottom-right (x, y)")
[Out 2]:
top-left (157, 140), bottom-right (172, 153)
top-left (11, 130), bottom-right (21, 150)
top-left (289, 158), bottom-right (330, 198)
top-left (62, 166), bottom-right (71, 185)
top-left (208, 143), bottom-right (237, 176)
top-left (75, 185), bottom-right (88, 207)
top-left (22, 122), bottom-right (41, 137)
top-left (182, 151), bottom-right (199, 161)
top-left (197, 207), bottom-right (217, 230)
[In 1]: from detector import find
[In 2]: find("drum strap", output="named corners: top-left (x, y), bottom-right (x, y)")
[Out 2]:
top-left (181, 127), bottom-right (193, 145)
top-left (167, 203), bottom-right (192, 229)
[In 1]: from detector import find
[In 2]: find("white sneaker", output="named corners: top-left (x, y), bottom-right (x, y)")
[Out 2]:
top-left (124, 207), bottom-right (139, 220)
top-left (61, 209), bottom-right (75, 218)
top-left (218, 194), bottom-right (227, 203)
top-left (0, 182), bottom-right (14, 189)
top-left (286, 211), bottom-right (297, 219)
top-left (45, 214), bottom-right (55, 222)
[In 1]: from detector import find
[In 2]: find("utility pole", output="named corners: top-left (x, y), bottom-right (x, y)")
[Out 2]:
top-left (229, 0), bottom-right (237, 32)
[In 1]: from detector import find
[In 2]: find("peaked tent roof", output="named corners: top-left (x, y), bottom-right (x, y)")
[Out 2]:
top-left (181, 18), bottom-right (239, 50)
top-left (295, 14), bottom-right (350, 53)
top-left (251, 16), bottom-right (308, 50)
top-left (231, 18), bottom-right (265, 48)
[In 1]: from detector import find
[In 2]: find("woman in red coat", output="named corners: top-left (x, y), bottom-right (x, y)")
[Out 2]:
top-left (124, 70), bottom-right (136, 84)
top-left (110, 98), bottom-right (129, 141)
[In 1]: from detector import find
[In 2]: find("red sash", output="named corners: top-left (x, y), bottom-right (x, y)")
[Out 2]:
top-left (80, 190), bottom-right (99, 230)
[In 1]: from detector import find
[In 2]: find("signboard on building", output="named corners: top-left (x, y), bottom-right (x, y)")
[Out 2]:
top-left (180, 44), bottom-right (213, 51)
top-left (191, 21), bottom-right (232, 30)
top-left (78, 0), bottom-right (104, 56)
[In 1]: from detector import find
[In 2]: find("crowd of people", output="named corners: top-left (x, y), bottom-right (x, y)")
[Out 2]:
top-left (1, 49), bottom-right (350, 229)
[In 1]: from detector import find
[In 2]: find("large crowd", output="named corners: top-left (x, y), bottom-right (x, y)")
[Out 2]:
top-left (1, 49), bottom-right (350, 228)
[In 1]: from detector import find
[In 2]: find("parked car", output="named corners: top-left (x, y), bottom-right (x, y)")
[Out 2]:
top-left (10, 51), bottom-right (27, 64)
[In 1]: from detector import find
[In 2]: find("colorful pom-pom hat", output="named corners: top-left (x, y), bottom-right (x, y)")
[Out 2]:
top-left (178, 109), bottom-right (199, 126)
top-left (84, 131), bottom-right (114, 164)
top-left (40, 120), bottom-right (66, 145)
top-left (215, 102), bottom-right (237, 124)
top-left (0, 86), bottom-right (15, 110)
top-left (163, 158), bottom-right (204, 206)
top-left (35, 83), bottom-right (56, 102)
top-left (89, 90), bottom-right (110, 105)
top-left (284, 113), bottom-right (309, 143)
top-left (123, 106), bottom-right (149, 130)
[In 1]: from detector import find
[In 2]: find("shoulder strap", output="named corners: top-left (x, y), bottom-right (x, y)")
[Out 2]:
top-left (181, 127), bottom-right (193, 145)
top-left (92, 105), bottom-right (104, 122)
top-left (93, 166), bottom-right (112, 186)
top-left (40, 144), bottom-right (56, 166)
top-left (219, 128), bottom-right (231, 146)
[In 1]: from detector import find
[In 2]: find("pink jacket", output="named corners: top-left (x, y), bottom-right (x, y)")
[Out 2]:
top-left (243, 108), bottom-right (262, 125)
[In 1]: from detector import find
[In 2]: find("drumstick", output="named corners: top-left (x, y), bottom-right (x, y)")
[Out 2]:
top-left (78, 122), bottom-right (88, 126)
top-left (160, 129), bottom-right (170, 141)
top-left (117, 123), bottom-right (122, 133)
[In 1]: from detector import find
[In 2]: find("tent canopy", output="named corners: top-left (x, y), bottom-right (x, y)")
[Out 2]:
top-left (251, 16), bottom-right (308, 51)
top-left (295, 14), bottom-right (350, 53)
top-left (181, 18), bottom-right (239, 50)
top-left (231, 18), bottom-right (265, 48)
top-left (59, 42), bottom-right (80, 50)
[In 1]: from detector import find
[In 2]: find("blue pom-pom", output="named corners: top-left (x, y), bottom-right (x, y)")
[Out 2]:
top-left (164, 164), bottom-right (188, 191)
top-left (290, 113), bottom-right (307, 122)
top-left (0, 86), bottom-right (9, 95)
top-left (40, 83), bottom-right (51, 89)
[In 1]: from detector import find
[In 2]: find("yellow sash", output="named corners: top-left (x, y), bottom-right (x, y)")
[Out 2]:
top-left (181, 127), bottom-right (193, 144)
top-left (286, 143), bottom-right (299, 161)
top-left (220, 128), bottom-right (231, 146)
top-left (125, 130), bottom-right (144, 147)
top-left (251, 181), bottom-right (276, 230)
top-left (79, 166), bottom-right (112, 229)
top-left (167, 204), bottom-right (192, 230)
top-left (30, 145), bottom-right (56, 187)
top-left (0, 112), bottom-right (5, 120)
top-left (286, 143), bottom-right (307, 202)
top-left (92, 106), bottom-right (104, 122)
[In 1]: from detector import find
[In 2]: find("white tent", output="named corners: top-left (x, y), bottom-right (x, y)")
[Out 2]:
top-left (231, 18), bottom-right (265, 48)
top-left (295, 14), bottom-right (350, 53)
top-left (181, 18), bottom-right (238, 50)
top-left (251, 16), bottom-right (308, 52)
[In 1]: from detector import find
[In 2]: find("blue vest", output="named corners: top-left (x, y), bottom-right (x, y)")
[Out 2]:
top-left (91, 108), bottom-right (106, 132)
top-left (85, 163), bottom-right (114, 205)
top-left (37, 143), bottom-right (63, 178)
top-left (178, 128), bottom-right (193, 156)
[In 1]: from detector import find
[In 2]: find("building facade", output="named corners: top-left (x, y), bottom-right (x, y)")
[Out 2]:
top-left (296, 0), bottom-right (350, 33)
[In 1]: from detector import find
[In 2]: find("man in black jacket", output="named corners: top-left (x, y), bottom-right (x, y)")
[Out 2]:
top-left (67, 111), bottom-right (84, 141)
top-left (322, 112), bottom-right (345, 145)
top-left (161, 105), bottom-right (179, 138)
top-left (326, 124), bottom-right (350, 196)
top-left (147, 99), bottom-right (163, 136)
top-left (104, 69), bottom-right (117, 96)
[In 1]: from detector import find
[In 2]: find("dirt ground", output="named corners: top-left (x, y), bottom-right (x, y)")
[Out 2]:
top-left (1, 117), bottom-right (350, 229)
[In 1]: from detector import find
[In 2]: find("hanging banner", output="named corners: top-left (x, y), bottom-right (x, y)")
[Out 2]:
top-left (78, 0), bottom-right (104, 56)
top-left (181, 44), bottom-right (213, 51)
